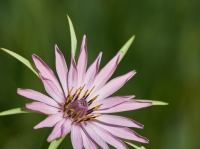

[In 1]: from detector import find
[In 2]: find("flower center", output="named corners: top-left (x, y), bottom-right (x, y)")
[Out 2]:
top-left (63, 85), bottom-right (102, 123)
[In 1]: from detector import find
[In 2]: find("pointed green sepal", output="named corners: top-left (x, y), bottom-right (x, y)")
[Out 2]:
top-left (67, 15), bottom-right (77, 57)
top-left (135, 99), bottom-right (168, 105)
top-left (48, 136), bottom-right (66, 149)
top-left (0, 107), bottom-right (32, 116)
top-left (118, 35), bottom-right (135, 63)
top-left (0, 48), bottom-right (39, 77)
top-left (124, 140), bottom-right (146, 149)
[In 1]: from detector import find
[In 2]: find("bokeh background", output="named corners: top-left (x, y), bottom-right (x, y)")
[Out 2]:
top-left (0, 0), bottom-right (200, 149)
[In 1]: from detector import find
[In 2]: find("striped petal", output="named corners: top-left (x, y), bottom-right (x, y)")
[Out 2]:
top-left (92, 70), bottom-right (136, 101)
top-left (40, 74), bottom-right (65, 104)
top-left (80, 128), bottom-right (98, 149)
top-left (61, 118), bottom-right (72, 137)
top-left (89, 122), bottom-right (128, 149)
top-left (32, 54), bottom-right (62, 92)
top-left (84, 52), bottom-right (102, 90)
top-left (96, 114), bottom-right (143, 128)
top-left (89, 95), bottom-right (134, 109)
top-left (55, 45), bottom-right (68, 97)
top-left (92, 52), bottom-right (121, 91)
top-left (93, 100), bottom-right (152, 113)
top-left (77, 35), bottom-right (88, 87)
top-left (82, 123), bottom-right (109, 149)
top-left (71, 124), bottom-right (83, 149)
top-left (26, 102), bottom-right (59, 114)
top-left (68, 55), bottom-right (78, 90)
top-left (34, 112), bottom-right (63, 129)
top-left (47, 118), bottom-right (65, 142)
top-left (17, 88), bottom-right (60, 108)
top-left (95, 122), bottom-right (149, 143)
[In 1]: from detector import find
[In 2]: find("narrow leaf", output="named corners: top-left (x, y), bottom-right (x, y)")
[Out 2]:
top-left (0, 48), bottom-right (39, 76)
top-left (124, 141), bottom-right (146, 149)
top-left (48, 136), bottom-right (66, 149)
top-left (67, 15), bottom-right (77, 57)
top-left (135, 99), bottom-right (168, 105)
top-left (0, 107), bottom-right (31, 116)
top-left (118, 35), bottom-right (135, 63)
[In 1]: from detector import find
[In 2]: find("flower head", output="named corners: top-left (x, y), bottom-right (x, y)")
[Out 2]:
top-left (17, 35), bottom-right (152, 149)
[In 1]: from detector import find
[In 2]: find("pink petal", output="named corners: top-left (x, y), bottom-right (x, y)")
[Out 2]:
top-left (84, 52), bottom-right (102, 90)
top-left (68, 56), bottom-right (78, 90)
top-left (26, 102), bottom-right (59, 114)
top-left (77, 35), bottom-right (88, 87)
top-left (94, 122), bottom-right (149, 143)
top-left (34, 112), bottom-right (63, 129)
top-left (32, 54), bottom-right (62, 92)
top-left (81, 123), bottom-right (109, 149)
top-left (80, 128), bottom-right (98, 149)
top-left (89, 122), bottom-right (128, 149)
top-left (93, 101), bottom-right (152, 113)
top-left (47, 118), bottom-right (65, 142)
top-left (92, 52), bottom-right (122, 91)
top-left (55, 45), bottom-right (68, 97)
top-left (40, 74), bottom-right (65, 104)
top-left (61, 118), bottom-right (72, 137)
top-left (17, 88), bottom-right (60, 108)
top-left (92, 70), bottom-right (136, 101)
top-left (96, 114), bottom-right (143, 129)
top-left (71, 124), bottom-right (83, 149)
top-left (89, 95), bottom-right (134, 109)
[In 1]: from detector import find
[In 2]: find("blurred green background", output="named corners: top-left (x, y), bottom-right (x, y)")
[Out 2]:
top-left (0, 0), bottom-right (200, 149)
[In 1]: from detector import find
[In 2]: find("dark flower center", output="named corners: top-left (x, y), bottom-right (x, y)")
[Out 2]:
top-left (63, 86), bottom-right (102, 123)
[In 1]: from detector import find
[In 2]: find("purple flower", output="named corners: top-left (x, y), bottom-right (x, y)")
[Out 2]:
top-left (17, 35), bottom-right (152, 149)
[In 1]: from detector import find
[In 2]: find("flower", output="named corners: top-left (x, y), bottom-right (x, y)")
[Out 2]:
top-left (17, 35), bottom-right (152, 149)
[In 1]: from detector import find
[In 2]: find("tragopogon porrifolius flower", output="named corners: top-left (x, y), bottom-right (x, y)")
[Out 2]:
top-left (17, 35), bottom-right (152, 149)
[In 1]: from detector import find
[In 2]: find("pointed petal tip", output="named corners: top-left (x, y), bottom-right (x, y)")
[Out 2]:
top-left (17, 88), bottom-right (25, 96)
top-left (34, 125), bottom-right (39, 129)
top-left (32, 54), bottom-right (37, 59)
top-left (144, 138), bottom-right (149, 144)
top-left (17, 88), bottom-right (21, 93)
top-left (55, 44), bottom-right (59, 49)
top-left (129, 70), bottom-right (137, 78)
top-left (32, 54), bottom-right (41, 60)
top-left (47, 137), bottom-right (52, 142)
top-left (55, 45), bottom-right (64, 56)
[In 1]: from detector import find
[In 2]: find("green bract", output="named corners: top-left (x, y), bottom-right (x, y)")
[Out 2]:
top-left (124, 141), bottom-right (146, 149)
top-left (0, 48), bottom-right (39, 76)
top-left (67, 15), bottom-right (77, 57)
top-left (0, 107), bottom-right (31, 116)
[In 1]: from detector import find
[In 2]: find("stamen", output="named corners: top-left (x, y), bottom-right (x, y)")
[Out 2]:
top-left (84, 87), bottom-right (95, 99)
top-left (65, 103), bottom-right (70, 109)
top-left (77, 85), bottom-right (85, 97)
top-left (88, 95), bottom-right (99, 105)
top-left (72, 111), bottom-right (81, 118)
top-left (86, 104), bottom-right (102, 115)
top-left (69, 87), bottom-right (74, 95)
top-left (66, 88), bottom-right (74, 103)
top-left (68, 109), bottom-right (74, 117)
top-left (89, 114), bottom-right (103, 121)
top-left (93, 104), bottom-right (102, 111)
top-left (75, 118), bottom-right (82, 123)
top-left (83, 90), bottom-right (88, 98)
top-left (88, 87), bottom-right (95, 95)
top-left (72, 87), bottom-right (81, 99)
